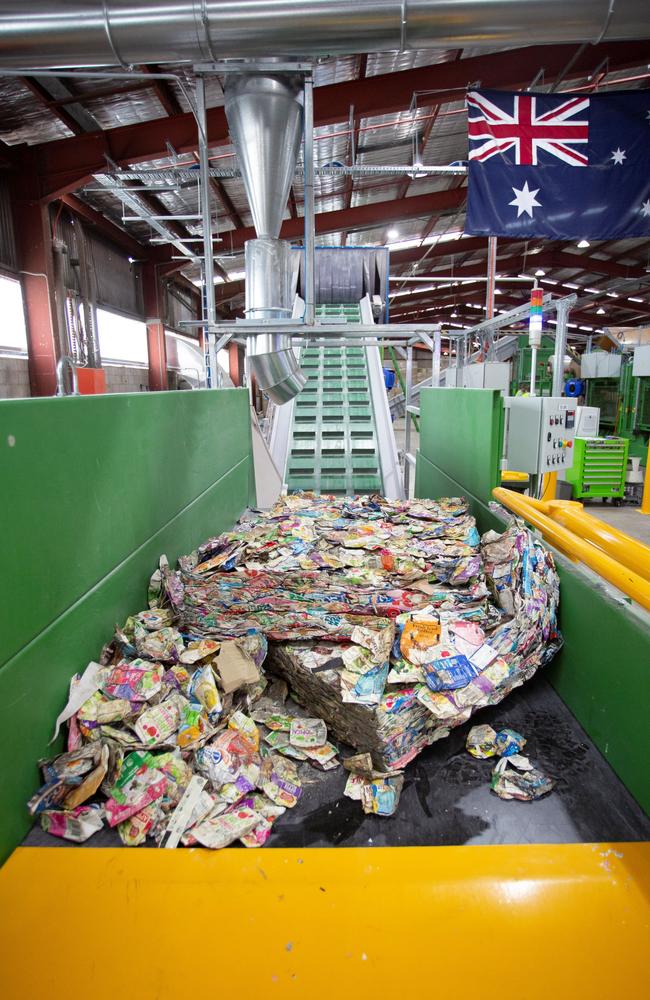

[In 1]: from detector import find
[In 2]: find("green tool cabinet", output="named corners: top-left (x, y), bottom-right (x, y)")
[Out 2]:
top-left (564, 436), bottom-right (629, 500)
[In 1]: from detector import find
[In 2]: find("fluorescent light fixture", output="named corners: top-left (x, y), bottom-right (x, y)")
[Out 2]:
top-left (387, 228), bottom-right (399, 240)
top-left (606, 292), bottom-right (619, 298)
top-left (563, 282), bottom-right (580, 289)
top-left (534, 268), bottom-right (545, 277)
top-left (577, 239), bottom-right (590, 248)
top-left (628, 296), bottom-right (644, 303)
top-left (579, 325), bottom-right (593, 331)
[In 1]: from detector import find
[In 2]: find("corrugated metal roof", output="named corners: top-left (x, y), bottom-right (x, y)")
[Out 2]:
top-left (0, 46), bottom-right (647, 326)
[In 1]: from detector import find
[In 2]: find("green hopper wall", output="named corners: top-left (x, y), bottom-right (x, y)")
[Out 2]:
top-left (0, 389), bottom-right (254, 865)
top-left (415, 388), bottom-right (650, 816)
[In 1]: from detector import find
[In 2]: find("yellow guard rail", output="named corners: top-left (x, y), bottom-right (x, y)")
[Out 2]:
top-left (492, 487), bottom-right (650, 612)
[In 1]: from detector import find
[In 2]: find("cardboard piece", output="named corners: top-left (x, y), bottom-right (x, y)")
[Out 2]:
top-left (215, 641), bottom-right (260, 693)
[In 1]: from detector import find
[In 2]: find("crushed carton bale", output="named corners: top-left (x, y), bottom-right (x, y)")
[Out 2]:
top-left (30, 493), bottom-right (561, 848)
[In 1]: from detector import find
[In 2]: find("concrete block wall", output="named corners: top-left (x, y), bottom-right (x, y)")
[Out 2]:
top-left (0, 357), bottom-right (30, 398)
top-left (104, 365), bottom-right (149, 393)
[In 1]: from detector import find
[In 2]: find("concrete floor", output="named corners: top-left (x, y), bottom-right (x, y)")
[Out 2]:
top-left (580, 499), bottom-right (650, 547)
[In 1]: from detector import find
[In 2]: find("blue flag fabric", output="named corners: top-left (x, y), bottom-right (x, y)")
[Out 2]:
top-left (465, 88), bottom-right (650, 240)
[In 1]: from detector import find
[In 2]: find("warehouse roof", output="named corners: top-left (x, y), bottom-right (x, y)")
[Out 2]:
top-left (2, 40), bottom-right (649, 332)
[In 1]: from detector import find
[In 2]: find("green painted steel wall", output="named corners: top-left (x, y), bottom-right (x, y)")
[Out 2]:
top-left (0, 389), bottom-right (254, 864)
top-left (417, 388), bottom-right (504, 503)
top-left (415, 390), bottom-right (650, 816)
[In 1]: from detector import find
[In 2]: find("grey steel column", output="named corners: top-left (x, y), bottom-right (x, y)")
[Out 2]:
top-left (404, 344), bottom-right (413, 497)
top-left (303, 73), bottom-right (315, 327)
top-left (552, 296), bottom-right (576, 396)
top-left (196, 74), bottom-right (219, 387)
top-left (432, 324), bottom-right (441, 387)
top-left (485, 236), bottom-right (497, 320)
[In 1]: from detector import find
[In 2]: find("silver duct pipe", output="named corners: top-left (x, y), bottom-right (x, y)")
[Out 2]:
top-left (244, 239), bottom-right (306, 404)
top-left (0, 1), bottom-right (646, 67)
top-left (226, 73), bottom-right (306, 404)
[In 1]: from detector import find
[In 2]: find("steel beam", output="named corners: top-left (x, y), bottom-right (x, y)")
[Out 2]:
top-left (11, 174), bottom-right (60, 395)
top-left (30, 41), bottom-right (649, 199)
top-left (142, 261), bottom-right (169, 391)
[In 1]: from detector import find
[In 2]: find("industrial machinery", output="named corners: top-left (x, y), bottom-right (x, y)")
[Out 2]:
top-left (583, 348), bottom-right (650, 460)
top-left (504, 395), bottom-right (577, 485)
top-left (510, 334), bottom-right (555, 396)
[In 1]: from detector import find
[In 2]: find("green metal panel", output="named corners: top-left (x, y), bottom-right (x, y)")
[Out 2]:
top-left (418, 388), bottom-right (504, 502)
top-left (546, 561), bottom-right (650, 815)
top-left (1, 390), bottom-right (252, 670)
top-left (564, 436), bottom-right (629, 499)
top-left (511, 336), bottom-right (554, 396)
top-left (0, 389), bottom-right (254, 864)
top-left (415, 390), bottom-right (650, 815)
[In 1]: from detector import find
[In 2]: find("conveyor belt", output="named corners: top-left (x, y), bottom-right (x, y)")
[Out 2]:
top-left (285, 304), bottom-right (383, 495)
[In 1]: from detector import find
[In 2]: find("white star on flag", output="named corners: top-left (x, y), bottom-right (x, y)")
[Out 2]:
top-left (641, 199), bottom-right (650, 218)
top-left (508, 181), bottom-right (542, 218)
top-left (610, 148), bottom-right (626, 165)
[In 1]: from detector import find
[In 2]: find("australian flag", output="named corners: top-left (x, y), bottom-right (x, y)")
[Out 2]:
top-left (465, 88), bottom-right (650, 239)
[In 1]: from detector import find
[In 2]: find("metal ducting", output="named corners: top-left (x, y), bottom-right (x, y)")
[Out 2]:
top-left (243, 237), bottom-right (306, 404)
top-left (0, 1), bottom-right (646, 66)
top-left (225, 74), bottom-right (303, 241)
top-left (228, 76), bottom-right (306, 405)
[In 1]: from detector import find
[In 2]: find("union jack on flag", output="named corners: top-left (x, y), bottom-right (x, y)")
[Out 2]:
top-left (467, 91), bottom-right (590, 167)
top-left (465, 88), bottom-right (650, 240)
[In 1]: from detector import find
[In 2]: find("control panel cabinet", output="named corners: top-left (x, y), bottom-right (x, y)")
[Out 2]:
top-left (505, 396), bottom-right (577, 475)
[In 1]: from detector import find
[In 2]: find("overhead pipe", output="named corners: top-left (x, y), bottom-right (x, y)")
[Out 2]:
top-left (0, 2), bottom-right (646, 66)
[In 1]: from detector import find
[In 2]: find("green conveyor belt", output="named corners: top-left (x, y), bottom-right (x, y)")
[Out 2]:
top-left (285, 304), bottom-right (383, 495)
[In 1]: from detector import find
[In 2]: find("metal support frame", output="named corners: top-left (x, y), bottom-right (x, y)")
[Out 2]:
top-left (403, 344), bottom-right (414, 497)
top-left (195, 74), bottom-right (218, 387)
top-left (303, 74), bottom-right (316, 327)
top-left (432, 325), bottom-right (442, 387)
top-left (485, 236), bottom-right (497, 320)
top-left (552, 294), bottom-right (577, 396)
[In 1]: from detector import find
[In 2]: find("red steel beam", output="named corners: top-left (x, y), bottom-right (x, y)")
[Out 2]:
top-left (220, 187), bottom-right (466, 252)
top-left (32, 41), bottom-right (650, 200)
top-left (142, 261), bottom-right (169, 391)
top-left (21, 76), bottom-right (84, 137)
top-left (11, 172), bottom-right (60, 395)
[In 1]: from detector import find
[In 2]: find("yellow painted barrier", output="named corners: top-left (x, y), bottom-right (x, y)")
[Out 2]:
top-left (1, 844), bottom-right (649, 1000)
top-left (516, 495), bottom-right (650, 582)
top-left (493, 487), bottom-right (650, 611)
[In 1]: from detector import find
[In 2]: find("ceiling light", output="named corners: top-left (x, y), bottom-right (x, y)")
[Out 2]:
top-left (577, 239), bottom-right (590, 248)
top-left (534, 268), bottom-right (545, 277)
top-left (387, 228), bottom-right (399, 240)
top-left (597, 307), bottom-right (606, 314)
top-left (451, 311), bottom-right (458, 318)
top-left (628, 296), bottom-right (644, 303)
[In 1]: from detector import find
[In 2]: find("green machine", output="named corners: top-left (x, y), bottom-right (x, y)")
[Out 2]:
top-left (510, 334), bottom-right (555, 396)
top-left (584, 349), bottom-right (650, 461)
top-left (563, 436), bottom-right (630, 500)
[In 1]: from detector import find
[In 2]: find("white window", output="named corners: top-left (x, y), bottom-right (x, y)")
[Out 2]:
top-left (0, 274), bottom-right (27, 353)
top-left (97, 308), bottom-right (148, 365)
